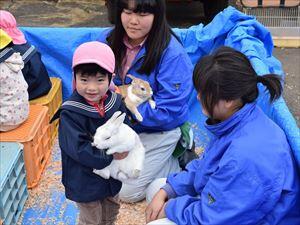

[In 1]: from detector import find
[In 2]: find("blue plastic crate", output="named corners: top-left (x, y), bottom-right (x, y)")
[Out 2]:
top-left (0, 142), bottom-right (28, 225)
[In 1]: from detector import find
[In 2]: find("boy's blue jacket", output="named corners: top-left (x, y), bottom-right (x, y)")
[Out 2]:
top-left (165, 103), bottom-right (300, 225)
top-left (53, 90), bottom-right (128, 203)
top-left (97, 29), bottom-right (193, 133)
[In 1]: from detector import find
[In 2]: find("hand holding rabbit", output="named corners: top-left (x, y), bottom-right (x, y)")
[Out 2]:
top-left (113, 152), bottom-right (129, 160)
top-left (92, 111), bottom-right (145, 183)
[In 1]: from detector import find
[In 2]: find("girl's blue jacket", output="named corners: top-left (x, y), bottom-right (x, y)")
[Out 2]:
top-left (53, 90), bottom-right (128, 202)
top-left (165, 103), bottom-right (300, 225)
top-left (97, 29), bottom-right (193, 133)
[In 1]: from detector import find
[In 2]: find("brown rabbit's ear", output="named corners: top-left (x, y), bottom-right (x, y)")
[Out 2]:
top-left (127, 74), bottom-right (135, 80)
top-left (127, 74), bottom-right (137, 85)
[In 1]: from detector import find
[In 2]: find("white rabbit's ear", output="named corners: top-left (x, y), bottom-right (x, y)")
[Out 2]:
top-left (113, 113), bottom-right (126, 128)
top-left (108, 111), bottom-right (122, 125)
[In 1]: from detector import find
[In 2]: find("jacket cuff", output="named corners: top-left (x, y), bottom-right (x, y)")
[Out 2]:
top-left (161, 183), bottom-right (177, 199)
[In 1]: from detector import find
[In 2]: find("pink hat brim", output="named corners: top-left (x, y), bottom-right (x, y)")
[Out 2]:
top-left (6, 27), bottom-right (27, 45)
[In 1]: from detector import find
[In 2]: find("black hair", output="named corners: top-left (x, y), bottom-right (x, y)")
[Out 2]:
top-left (107, 0), bottom-right (179, 75)
top-left (73, 63), bottom-right (112, 83)
top-left (193, 46), bottom-right (282, 118)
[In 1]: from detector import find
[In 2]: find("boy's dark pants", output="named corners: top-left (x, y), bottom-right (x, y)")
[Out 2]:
top-left (76, 196), bottom-right (120, 225)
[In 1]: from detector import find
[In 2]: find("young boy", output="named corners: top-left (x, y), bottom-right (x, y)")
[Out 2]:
top-left (52, 41), bottom-right (129, 225)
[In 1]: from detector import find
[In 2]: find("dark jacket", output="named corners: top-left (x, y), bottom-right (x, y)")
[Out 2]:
top-left (53, 90), bottom-right (128, 202)
top-left (0, 46), bottom-right (14, 63)
top-left (12, 42), bottom-right (51, 100)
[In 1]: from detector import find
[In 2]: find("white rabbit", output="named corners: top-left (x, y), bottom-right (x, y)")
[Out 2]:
top-left (119, 74), bottom-right (156, 122)
top-left (92, 111), bottom-right (145, 183)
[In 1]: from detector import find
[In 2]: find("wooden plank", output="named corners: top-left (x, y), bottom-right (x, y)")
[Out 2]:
top-left (273, 36), bottom-right (300, 47)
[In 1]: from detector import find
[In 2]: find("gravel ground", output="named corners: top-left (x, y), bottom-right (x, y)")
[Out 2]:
top-left (273, 48), bottom-right (300, 125)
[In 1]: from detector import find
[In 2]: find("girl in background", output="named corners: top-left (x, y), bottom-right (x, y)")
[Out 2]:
top-left (98, 0), bottom-right (193, 203)
top-left (146, 46), bottom-right (300, 225)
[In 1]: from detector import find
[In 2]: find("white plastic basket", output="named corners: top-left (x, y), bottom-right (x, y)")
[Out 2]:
top-left (238, 0), bottom-right (300, 47)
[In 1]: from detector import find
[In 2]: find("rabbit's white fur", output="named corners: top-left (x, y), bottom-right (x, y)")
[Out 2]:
top-left (92, 111), bottom-right (145, 183)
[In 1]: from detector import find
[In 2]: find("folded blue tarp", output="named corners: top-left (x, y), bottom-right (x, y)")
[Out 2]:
top-left (21, 6), bottom-right (299, 168)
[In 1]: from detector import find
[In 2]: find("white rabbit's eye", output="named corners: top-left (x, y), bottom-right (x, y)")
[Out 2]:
top-left (141, 87), bottom-right (145, 91)
top-left (105, 137), bottom-right (111, 140)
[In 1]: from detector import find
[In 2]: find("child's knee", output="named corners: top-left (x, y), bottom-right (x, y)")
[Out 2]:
top-left (119, 184), bottom-right (146, 203)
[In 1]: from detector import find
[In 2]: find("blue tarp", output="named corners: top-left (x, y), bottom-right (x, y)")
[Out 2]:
top-left (20, 6), bottom-right (299, 167)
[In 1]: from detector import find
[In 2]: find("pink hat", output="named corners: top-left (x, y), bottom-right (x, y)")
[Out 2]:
top-left (72, 41), bottom-right (115, 74)
top-left (0, 10), bottom-right (27, 45)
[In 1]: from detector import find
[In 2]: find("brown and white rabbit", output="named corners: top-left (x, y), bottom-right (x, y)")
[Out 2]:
top-left (92, 111), bottom-right (145, 183)
top-left (121, 74), bottom-right (156, 122)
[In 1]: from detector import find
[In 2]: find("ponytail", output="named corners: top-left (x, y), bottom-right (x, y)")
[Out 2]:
top-left (256, 74), bottom-right (282, 102)
top-left (193, 46), bottom-right (283, 115)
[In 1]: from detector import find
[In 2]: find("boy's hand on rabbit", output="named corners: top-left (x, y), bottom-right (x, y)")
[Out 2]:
top-left (113, 151), bottom-right (129, 160)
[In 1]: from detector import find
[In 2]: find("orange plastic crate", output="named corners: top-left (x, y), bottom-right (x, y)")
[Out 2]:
top-left (30, 77), bottom-right (62, 146)
top-left (0, 105), bottom-right (51, 189)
